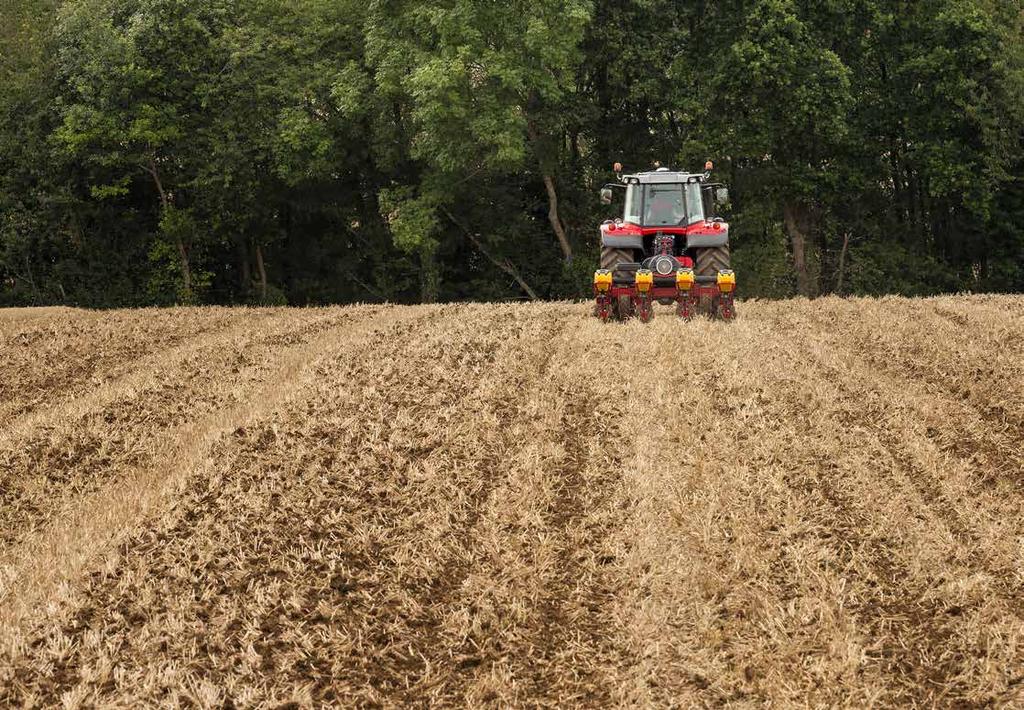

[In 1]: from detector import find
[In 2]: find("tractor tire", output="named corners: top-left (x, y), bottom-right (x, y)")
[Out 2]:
top-left (600, 246), bottom-right (634, 272)
top-left (695, 246), bottom-right (730, 317)
top-left (600, 247), bottom-right (635, 321)
top-left (695, 245), bottom-right (730, 278)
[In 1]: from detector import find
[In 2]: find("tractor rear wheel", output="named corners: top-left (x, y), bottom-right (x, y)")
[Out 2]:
top-left (600, 246), bottom-right (633, 272)
top-left (695, 245), bottom-right (730, 278)
top-left (695, 246), bottom-right (730, 317)
top-left (601, 247), bottom-right (636, 321)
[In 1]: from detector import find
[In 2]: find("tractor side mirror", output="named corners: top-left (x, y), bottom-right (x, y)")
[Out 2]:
top-left (715, 187), bottom-right (730, 203)
top-left (599, 187), bottom-right (613, 205)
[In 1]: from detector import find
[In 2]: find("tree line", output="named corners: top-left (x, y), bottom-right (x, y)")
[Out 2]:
top-left (1, 0), bottom-right (1022, 307)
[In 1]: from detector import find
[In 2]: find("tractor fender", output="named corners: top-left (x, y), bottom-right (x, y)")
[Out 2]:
top-left (602, 234), bottom-right (644, 250)
top-left (686, 233), bottom-right (729, 249)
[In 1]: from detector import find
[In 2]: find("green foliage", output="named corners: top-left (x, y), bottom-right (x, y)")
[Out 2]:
top-left (731, 226), bottom-right (796, 300)
top-left (720, 0), bottom-right (852, 166)
top-left (846, 240), bottom-right (958, 297)
top-left (368, 0), bottom-right (590, 173)
top-left (253, 284), bottom-right (289, 307)
top-left (0, 0), bottom-right (1021, 307)
top-left (145, 238), bottom-right (188, 305)
top-left (378, 187), bottom-right (439, 255)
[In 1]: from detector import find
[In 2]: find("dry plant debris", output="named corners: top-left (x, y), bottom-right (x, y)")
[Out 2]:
top-left (0, 296), bottom-right (1021, 707)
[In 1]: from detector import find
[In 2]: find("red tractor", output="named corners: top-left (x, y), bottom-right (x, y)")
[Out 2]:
top-left (593, 161), bottom-right (736, 322)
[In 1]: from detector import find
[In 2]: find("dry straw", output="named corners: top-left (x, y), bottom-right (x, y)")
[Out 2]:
top-left (0, 297), bottom-right (1021, 707)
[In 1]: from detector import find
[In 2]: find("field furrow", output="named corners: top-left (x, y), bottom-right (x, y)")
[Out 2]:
top-left (0, 308), bottom-right (373, 554)
top-left (0, 307), bottom-right (432, 652)
top-left (0, 308), bottom-right (267, 426)
top-left (0, 296), bottom-right (1021, 707)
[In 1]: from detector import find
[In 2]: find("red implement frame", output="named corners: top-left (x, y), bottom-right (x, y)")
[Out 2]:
top-left (594, 284), bottom-right (735, 322)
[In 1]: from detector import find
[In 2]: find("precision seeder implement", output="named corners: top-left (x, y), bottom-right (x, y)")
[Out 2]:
top-left (594, 161), bottom-right (737, 322)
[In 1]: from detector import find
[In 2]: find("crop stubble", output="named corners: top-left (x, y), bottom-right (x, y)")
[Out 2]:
top-left (0, 296), bottom-right (1021, 707)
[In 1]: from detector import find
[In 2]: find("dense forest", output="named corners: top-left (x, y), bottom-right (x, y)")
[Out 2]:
top-left (1, 0), bottom-right (1022, 307)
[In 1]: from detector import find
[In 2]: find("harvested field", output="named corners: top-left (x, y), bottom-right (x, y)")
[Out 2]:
top-left (0, 296), bottom-right (1022, 707)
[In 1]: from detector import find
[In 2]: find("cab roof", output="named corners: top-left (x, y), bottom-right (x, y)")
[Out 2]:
top-left (621, 168), bottom-right (706, 185)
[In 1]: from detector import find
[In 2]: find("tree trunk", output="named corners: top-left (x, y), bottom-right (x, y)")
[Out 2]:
top-left (526, 121), bottom-right (573, 263)
top-left (23, 252), bottom-right (40, 305)
top-left (238, 239), bottom-right (252, 297)
top-left (540, 174), bottom-right (573, 263)
top-left (835, 231), bottom-right (850, 295)
top-left (441, 207), bottom-right (540, 300)
top-left (175, 234), bottom-right (192, 296)
top-left (254, 242), bottom-right (268, 301)
top-left (145, 159), bottom-right (191, 295)
top-left (420, 241), bottom-right (439, 304)
top-left (783, 200), bottom-right (811, 297)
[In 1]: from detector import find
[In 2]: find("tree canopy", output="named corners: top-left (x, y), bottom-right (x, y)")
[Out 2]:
top-left (2, 0), bottom-right (1022, 306)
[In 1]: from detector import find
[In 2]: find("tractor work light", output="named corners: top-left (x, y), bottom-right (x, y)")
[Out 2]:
top-left (635, 269), bottom-right (654, 293)
top-left (676, 268), bottom-right (695, 291)
top-left (594, 269), bottom-right (613, 292)
top-left (717, 270), bottom-right (736, 293)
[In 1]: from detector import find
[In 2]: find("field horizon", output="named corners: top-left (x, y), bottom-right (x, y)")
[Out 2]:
top-left (1, 295), bottom-right (1022, 707)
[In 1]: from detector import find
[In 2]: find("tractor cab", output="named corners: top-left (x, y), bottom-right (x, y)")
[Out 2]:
top-left (602, 167), bottom-right (716, 229)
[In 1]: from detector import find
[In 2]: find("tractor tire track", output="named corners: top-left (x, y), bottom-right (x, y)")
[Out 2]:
top-left (804, 305), bottom-right (1024, 598)
top-left (406, 323), bottom-right (635, 707)
top-left (511, 383), bottom-right (628, 706)
top-left (377, 313), bottom-right (574, 705)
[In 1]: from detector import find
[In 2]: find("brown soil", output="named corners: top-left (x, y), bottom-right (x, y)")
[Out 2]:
top-left (0, 297), bottom-right (1021, 707)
